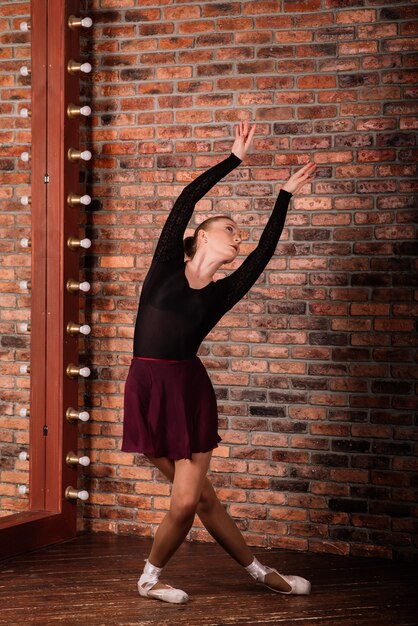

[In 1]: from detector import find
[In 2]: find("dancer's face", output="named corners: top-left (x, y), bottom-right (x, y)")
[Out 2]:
top-left (199, 218), bottom-right (242, 263)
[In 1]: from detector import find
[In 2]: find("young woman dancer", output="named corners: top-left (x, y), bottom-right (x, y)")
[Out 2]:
top-left (122, 122), bottom-right (316, 604)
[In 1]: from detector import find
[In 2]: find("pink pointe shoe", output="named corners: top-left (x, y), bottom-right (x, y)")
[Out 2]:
top-left (246, 557), bottom-right (311, 595)
top-left (138, 560), bottom-right (189, 604)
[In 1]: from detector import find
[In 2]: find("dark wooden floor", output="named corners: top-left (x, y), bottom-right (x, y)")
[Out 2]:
top-left (1, 534), bottom-right (417, 626)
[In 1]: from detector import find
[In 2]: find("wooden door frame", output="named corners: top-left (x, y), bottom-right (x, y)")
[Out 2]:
top-left (0, 0), bottom-right (85, 559)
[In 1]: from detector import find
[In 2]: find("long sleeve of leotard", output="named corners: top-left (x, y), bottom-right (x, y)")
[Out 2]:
top-left (216, 188), bottom-right (292, 311)
top-left (152, 152), bottom-right (242, 263)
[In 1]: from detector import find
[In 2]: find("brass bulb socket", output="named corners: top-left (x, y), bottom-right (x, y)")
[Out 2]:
top-left (66, 363), bottom-right (80, 378)
top-left (66, 278), bottom-right (80, 293)
top-left (65, 486), bottom-right (79, 500)
top-left (67, 236), bottom-right (81, 249)
top-left (67, 192), bottom-right (81, 207)
top-left (67, 60), bottom-right (81, 74)
top-left (68, 15), bottom-right (83, 29)
top-left (67, 192), bottom-right (91, 207)
top-left (66, 321), bottom-right (81, 336)
top-left (65, 451), bottom-right (79, 466)
top-left (68, 147), bottom-right (82, 161)
top-left (66, 407), bottom-right (79, 423)
top-left (67, 103), bottom-right (81, 118)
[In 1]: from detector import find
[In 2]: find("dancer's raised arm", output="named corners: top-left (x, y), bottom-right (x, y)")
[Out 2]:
top-left (217, 162), bottom-right (316, 310)
top-left (153, 122), bottom-right (256, 264)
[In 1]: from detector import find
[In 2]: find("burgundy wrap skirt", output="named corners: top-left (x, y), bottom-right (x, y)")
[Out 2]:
top-left (122, 356), bottom-right (221, 460)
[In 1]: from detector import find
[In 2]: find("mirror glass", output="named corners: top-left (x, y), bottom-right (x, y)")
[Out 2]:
top-left (0, 2), bottom-right (32, 518)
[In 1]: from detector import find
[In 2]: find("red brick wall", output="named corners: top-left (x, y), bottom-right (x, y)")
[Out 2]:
top-left (0, 1), bottom-right (31, 516)
top-left (74, 0), bottom-right (418, 560)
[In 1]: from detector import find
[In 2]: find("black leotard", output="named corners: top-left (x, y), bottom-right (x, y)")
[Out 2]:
top-left (133, 153), bottom-right (292, 359)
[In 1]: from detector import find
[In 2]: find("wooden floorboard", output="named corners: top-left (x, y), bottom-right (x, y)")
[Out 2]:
top-left (1, 533), bottom-right (417, 626)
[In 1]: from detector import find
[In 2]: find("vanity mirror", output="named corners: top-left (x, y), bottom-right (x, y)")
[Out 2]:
top-left (0, 0), bottom-right (93, 558)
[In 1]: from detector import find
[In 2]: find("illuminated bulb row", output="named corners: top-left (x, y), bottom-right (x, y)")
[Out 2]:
top-left (67, 322), bottom-right (91, 336)
top-left (19, 15), bottom-right (92, 33)
top-left (20, 105), bottom-right (91, 120)
top-left (17, 407), bottom-right (89, 422)
top-left (19, 193), bottom-right (92, 207)
top-left (19, 276), bottom-right (92, 294)
top-left (66, 12), bottom-right (94, 417)
top-left (19, 362), bottom-right (90, 378)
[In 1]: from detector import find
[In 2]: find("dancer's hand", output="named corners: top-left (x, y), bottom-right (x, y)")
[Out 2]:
top-left (282, 162), bottom-right (316, 194)
top-left (231, 120), bottom-right (256, 161)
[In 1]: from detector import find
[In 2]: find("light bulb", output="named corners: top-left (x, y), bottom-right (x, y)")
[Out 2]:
top-left (18, 485), bottom-right (29, 495)
top-left (80, 63), bottom-right (92, 74)
top-left (79, 281), bottom-right (90, 292)
top-left (18, 323), bottom-right (30, 332)
top-left (19, 364), bottom-right (29, 374)
top-left (80, 105), bottom-right (92, 116)
top-left (20, 196), bottom-right (30, 205)
top-left (80, 238), bottom-right (92, 249)
top-left (20, 237), bottom-right (30, 248)
top-left (18, 451), bottom-right (29, 461)
top-left (79, 367), bottom-right (91, 378)
top-left (79, 411), bottom-right (90, 422)
top-left (79, 324), bottom-right (91, 335)
top-left (19, 66), bottom-right (31, 77)
top-left (20, 108), bottom-right (30, 118)
top-left (19, 408), bottom-right (29, 417)
top-left (20, 151), bottom-right (30, 162)
top-left (20, 22), bottom-right (31, 32)
top-left (19, 280), bottom-right (30, 290)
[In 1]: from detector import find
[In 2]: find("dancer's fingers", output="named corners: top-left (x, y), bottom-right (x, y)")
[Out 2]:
top-left (245, 123), bottom-right (256, 149)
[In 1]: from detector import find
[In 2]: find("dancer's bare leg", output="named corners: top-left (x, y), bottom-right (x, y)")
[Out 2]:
top-left (145, 455), bottom-right (293, 593)
top-left (145, 451), bottom-right (212, 591)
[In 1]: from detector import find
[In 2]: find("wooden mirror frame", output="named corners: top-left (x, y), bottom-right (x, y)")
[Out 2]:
top-left (0, 0), bottom-right (86, 558)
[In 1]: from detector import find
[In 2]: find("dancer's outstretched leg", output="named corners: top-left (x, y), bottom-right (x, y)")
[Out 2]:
top-left (138, 451), bottom-right (212, 603)
top-left (144, 455), bottom-right (310, 596)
